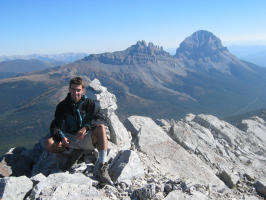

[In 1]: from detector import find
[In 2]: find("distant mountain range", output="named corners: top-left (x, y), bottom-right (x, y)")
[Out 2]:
top-left (0, 53), bottom-right (88, 79)
top-left (228, 45), bottom-right (266, 68)
top-left (0, 52), bottom-right (89, 63)
top-left (1, 30), bottom-right (266, 154)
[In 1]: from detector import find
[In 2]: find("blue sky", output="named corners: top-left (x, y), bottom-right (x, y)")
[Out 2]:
top-left (1, 0), bottom-right (266, 55)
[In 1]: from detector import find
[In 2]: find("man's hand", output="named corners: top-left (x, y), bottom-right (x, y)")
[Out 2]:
top-left (76, 127), bottom-right (87, 140)
top-left (62, 137), bottom-right (70, 148)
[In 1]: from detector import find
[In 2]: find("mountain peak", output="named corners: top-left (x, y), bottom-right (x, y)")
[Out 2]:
top-left (175, 30), bottom-right (228, 59)
top-left (125, 40), bottom-right (169, 57)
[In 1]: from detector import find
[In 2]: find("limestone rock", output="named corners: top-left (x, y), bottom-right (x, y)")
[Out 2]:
top-left (131, 183), bottom-right (156, 200)
top-left (124, 115), bottom-right (225, 188)
top-left (109, 150), bottom-right (145, 183)
top-left (254, 179), bottom-right (266, 198)
top-left (30, 173), bottom-right (47, 184)
top-left (27, 172), bottom-right (104, 200)
top-left (238, 116), bottom-right (266, 143)
top-left (0, 175), bottom-right (33, 200)
top-left (217, 170), bottom-right (239, 189)
top-left (87, 78), bottom-right (117, 112)
top-left (163, 190), bottom-right (209, 200)
top-left (87, 79), bottom-right (131, 149)
top-left (193, 114), bottom-right (245, 148)
top-left (107, 113), bottom-right (132, 150)
top-left (167, 113), bottom-right (266, 199)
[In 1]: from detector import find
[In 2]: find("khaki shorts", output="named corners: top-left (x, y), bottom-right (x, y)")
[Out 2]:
top-left (64, 131), bottom-right (94, 151)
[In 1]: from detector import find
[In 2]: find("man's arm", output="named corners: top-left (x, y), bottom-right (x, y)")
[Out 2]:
top-left (50, 103), bottom-right (69, 146)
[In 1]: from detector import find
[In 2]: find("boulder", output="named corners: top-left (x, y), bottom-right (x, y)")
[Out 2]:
top-left (107, 113), bottom-right (132, 150)
top-left (87, 79), bottom-right (131, 149)
top-left (163, 190), bottom-right (209, 200)
top-left (87, 78), bottom-right (117, 113)
top-left (30, 173), bottom-right (47, 184)
top-left (109, 150), bottom-right (145, 183)
top-left (217, 169), bottom-right (239, 189)
top-left (131, 183), bottom-right (156, 200)
top-left (27, 172), bottom-right (104, 200)
top-left (0, 175), bottom-right (33, 200)
top-left (254, 179), bottom-right (266, 198)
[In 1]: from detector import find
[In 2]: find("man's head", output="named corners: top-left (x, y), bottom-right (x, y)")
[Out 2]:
top-left (69, 77), bottom-right (85, 103)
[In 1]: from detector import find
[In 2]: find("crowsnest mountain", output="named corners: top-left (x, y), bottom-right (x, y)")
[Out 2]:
top-left (175, 30), bottom-right (253, 73)
top-left (1, 30), bottom-right (266, 153)
top-left (176, 30), bottom-right (227, 58)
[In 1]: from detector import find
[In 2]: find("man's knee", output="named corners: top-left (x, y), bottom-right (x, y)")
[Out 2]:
top-left (97, 124), bottom-right (105, 131)
top-left (92, 124), bottom-right (107, 145)
top-left (92, 124), bottom-right (106, 135)
top-left (46, 137), bottom-right (54, 151)
top-left (46, 137), bottom-right (65, 153)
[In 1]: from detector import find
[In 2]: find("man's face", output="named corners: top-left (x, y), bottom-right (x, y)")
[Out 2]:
top-left (69, 84), bottom-right (84, 103)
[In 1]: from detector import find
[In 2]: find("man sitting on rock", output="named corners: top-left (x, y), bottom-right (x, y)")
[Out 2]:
top-left (46, 76), bottom-right (113, 185)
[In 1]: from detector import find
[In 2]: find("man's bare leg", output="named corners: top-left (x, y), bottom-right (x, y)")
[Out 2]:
top-left (92, 124), bottom-right (108, 149)
top-left (92, 124), bottom-right (108, 163)
top-left (92, 124), bottom-right (113, 185)
top-left (46, 137), bottom-right (66, 153)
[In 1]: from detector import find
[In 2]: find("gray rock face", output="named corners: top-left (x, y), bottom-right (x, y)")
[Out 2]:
top-left (87, 79), bottom-right (131, 150)
top-left (238, 116), bottom-right (266, 144)
top-left (107, 113), bottom-right (132, 150)
top-left (163, 113), bottom-right (266, 198)
top-left (131, 183), bottom-right (156, 200)
top-left (0, 175), bottom-right (33, 200)
top-left (124, 115), bottom-right (225, 188)
top-left (163, 190), bottom-right (209, 200)
top-left (254, 179), bottom-right (266, 198)
top-left (87, 78), bottom-right (117, 113)
top-left (27, 173), bottom-right (103, 200)
top-left (109, 150), bottom-right (145, 183)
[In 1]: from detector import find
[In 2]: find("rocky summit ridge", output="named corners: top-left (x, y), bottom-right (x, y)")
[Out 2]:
top-left (0, 79), bottom-right (265, 200)
top-left (83, 40), bottom-right (170, 65)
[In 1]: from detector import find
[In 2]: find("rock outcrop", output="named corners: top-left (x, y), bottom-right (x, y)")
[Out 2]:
top-left (0, 79), bottom-right (266, 200)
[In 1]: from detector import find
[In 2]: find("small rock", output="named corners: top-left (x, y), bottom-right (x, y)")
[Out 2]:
top-left (254, 180), bottom-right (266, 198)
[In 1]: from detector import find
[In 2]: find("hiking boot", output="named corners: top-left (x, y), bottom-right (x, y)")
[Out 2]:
top-left (93, 162), bottom-right (113, 185)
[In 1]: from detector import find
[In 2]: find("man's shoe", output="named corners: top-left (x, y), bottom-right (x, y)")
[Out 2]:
top-left (93, 162), bottom-right (113, 185)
